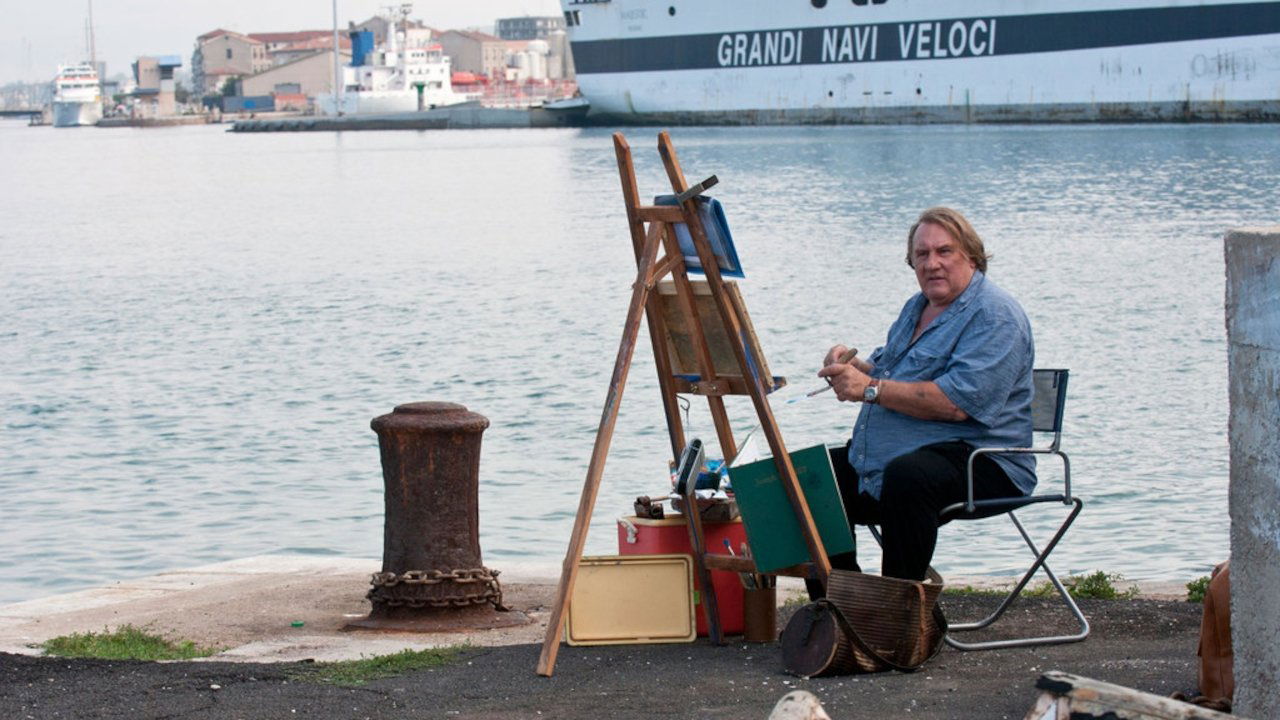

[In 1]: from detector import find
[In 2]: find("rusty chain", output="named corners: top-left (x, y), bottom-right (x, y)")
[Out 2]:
top-left (367, 567), bottom-right (507, 611)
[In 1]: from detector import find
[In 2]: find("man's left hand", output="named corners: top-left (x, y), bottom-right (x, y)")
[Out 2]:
top-left (818, 362), bottom-right (871, 403)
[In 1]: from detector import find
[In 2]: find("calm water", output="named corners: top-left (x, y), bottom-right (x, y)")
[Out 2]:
top-left (1, 121), bottom-right (1273, 604)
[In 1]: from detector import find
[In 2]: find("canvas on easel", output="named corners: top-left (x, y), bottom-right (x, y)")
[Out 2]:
top-left (654, 280), bottom-right (784, 396)
top-left (654, 195), bottom-right (745, 278)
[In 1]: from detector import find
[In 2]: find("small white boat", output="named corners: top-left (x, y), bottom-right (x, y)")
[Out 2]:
top-left (51, 63), bottom-right (103, 128)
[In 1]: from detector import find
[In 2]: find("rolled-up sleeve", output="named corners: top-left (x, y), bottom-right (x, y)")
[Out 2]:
top-left (932, 311), bottom-right (1030, 427)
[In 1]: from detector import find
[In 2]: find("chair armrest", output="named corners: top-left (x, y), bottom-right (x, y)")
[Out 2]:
top-left (964, 446), bottom-right (1071, 514)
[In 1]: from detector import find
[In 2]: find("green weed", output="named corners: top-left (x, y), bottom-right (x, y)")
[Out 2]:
top-left (941, 585), bottom-right (1007, 597)
top-left (293, 646), bottom-right (464, 687)
top-left (1186, 575), bottom-right (1211, 603)
top-left (782, 592), bottom-right (811, 608)
top-left (1024, 571), bottom-right (1139, 600)
top-left (41, 625), bottom-right (218, 661)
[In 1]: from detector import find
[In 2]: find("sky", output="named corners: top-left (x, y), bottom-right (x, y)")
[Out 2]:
top-left (4, 0), bottom-right (562, 84)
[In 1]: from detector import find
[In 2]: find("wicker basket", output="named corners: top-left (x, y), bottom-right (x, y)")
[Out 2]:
top-left (780, 570), bottom-right (945, 677)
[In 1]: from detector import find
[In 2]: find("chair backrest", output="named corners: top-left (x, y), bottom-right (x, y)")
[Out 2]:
top-left (1031, 369), bottom-right (1069, 436)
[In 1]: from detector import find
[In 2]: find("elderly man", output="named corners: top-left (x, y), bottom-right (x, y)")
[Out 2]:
top-left (816, 207), bottom-right (1036, 582)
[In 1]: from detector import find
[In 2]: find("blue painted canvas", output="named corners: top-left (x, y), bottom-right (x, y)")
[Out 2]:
top-left (653, 195), bottom-right (745, 278)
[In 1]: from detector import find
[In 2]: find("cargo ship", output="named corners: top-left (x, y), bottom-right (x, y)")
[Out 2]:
top-left (318, 6), bottom-right (476, 115)
top-left (560, 0), bottom-right (1280, 123)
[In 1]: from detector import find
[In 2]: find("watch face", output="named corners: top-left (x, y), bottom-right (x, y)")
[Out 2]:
top-left (864, 386), bottom-right (878, 402)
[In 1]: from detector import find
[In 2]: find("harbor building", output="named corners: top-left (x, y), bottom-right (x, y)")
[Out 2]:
top-left (496, 16), bottom-right (574, 81)
top-left (436, 30), bottom-right (509, 78)
top-left (495, 16), bottom-right (565, 40)
top-left (129, 55), bottom-right (182, 117)
top-left (192, 29), bottom-right (269, 97)
top-left (241, 49), bottom-right (352, 110)
top-left (351, 14), bottom-right (432, 47)
top-left (248, 30), bottom-right (348, 65)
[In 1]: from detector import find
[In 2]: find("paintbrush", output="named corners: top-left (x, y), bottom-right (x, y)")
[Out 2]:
top-left (787, 347), bottom-right (859, 403)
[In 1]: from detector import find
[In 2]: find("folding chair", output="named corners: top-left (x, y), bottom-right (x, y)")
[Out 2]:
top-left (868, 368), bottom-right (1088, 650)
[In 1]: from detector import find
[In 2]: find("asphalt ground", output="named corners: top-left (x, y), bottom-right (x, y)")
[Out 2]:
top-left (0, 594), bottom-right (1207, 720)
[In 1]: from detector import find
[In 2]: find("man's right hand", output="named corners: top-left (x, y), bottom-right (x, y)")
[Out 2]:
top-left (824, 344), bottom-right (852, 367)
top-left (824, 344), bottom-right (870, 373)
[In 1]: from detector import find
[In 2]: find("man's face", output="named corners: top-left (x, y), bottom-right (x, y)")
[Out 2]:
top-left (912, 222), bottom-right (976, 306)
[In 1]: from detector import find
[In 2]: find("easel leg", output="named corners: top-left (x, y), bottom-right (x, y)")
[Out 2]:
top-left (536, 225), bottom-right (664, 677)
top-left (616, 131), bottom-right (686, 463)
top-left (645, 306), bottom-right (686, 460)
top-left (706, 397), bottom-right (738, 461)
top-left (683, 480), bottom-right (724, 644)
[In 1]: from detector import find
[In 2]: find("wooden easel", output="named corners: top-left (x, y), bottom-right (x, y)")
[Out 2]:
top-left (535, 132), bottom-right (833, 677)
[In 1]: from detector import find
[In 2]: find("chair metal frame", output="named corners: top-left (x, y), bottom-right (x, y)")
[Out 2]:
top-left (941, 368), bottom-right (1089, 650)
top-left (869, 368), bottom-right (1089, 651)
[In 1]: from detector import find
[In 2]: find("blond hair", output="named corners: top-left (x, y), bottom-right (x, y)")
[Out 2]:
top-left (906, 207), bottom-right (990, 274)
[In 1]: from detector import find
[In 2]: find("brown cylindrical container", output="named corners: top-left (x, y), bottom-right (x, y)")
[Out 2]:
top-left (367, 401), bottom-right (495, 616)
top-left (742, 586), bottom-right (777, 643)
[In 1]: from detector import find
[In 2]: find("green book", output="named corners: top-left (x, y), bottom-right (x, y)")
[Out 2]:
top-left (727, 444), bottom-right (855, 574)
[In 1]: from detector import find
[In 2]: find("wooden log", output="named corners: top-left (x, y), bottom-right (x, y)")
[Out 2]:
top-left (1025, 671), bottom-right (1239, 720)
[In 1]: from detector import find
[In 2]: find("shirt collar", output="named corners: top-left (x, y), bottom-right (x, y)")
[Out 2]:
top-left (909, 269), bottom-right (986, 339)
top-left (952, 269), bottom-right (986, 310)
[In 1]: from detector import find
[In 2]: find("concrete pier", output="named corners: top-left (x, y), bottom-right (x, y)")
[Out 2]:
top-left (229, 105), bottom-right (588, 132)
top-left (1224, 226), bottom-right (1280, 718)
top-left (0, 557), bottom-right (1187, 663)
top-left (0, 558), bottom-right (1206, 719)
top-left (0, 556), bottom-right (560, 662)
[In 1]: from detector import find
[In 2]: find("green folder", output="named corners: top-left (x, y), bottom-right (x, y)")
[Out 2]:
top-left (727, 444), bottom-right (855, 573)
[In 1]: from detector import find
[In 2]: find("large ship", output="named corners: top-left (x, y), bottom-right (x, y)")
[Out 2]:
top-left (318, 7), bottom-right (476, 115)
top-left (51, 63), bottom-right (103, 127)
top-left (560, 0), bottom-right (1280, 123)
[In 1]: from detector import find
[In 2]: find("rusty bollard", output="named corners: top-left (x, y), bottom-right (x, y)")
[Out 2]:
top-left (352, 402), bottom-right (528, 631)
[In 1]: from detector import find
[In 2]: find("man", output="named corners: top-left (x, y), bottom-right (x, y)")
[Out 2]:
top-left (816, 207), bottom-right (1036, 582)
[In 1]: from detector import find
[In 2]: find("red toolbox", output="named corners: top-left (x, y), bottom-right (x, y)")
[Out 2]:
top-left (617, 515), bottom-right (748, 636)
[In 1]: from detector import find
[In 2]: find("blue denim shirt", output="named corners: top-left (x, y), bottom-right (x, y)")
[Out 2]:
top-left (848, 271), bottom-right (1036, 499)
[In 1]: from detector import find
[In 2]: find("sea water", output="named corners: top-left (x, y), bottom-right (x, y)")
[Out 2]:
top-left (1, 121), bottom-right (1274, 603)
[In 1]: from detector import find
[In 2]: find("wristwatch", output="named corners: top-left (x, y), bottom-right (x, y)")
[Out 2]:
top-left (863, 379), bottom-right (881, 404)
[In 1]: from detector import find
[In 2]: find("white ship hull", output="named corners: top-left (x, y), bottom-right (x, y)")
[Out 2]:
top-left (318, 90), bottom-right (472, 116)
top-left (51, 100), bottom-right (102, 127)
top-left (562, 0), bottom-right (1280, 123)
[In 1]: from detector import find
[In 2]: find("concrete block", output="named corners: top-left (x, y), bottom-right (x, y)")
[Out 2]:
top-left (1224, 226), bottom-right (1280, 718)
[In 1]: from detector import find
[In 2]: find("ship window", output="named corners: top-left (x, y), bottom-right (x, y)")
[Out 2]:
top-left (668, 6), bottom-right (676, 16)
top-left (226, 48), bottom-right (233, 59)
top-left (812, 0), bottom-right (826, 6)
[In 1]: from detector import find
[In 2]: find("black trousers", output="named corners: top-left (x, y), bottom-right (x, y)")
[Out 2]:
top-left (807, 441), bottom-right (1021, 596)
